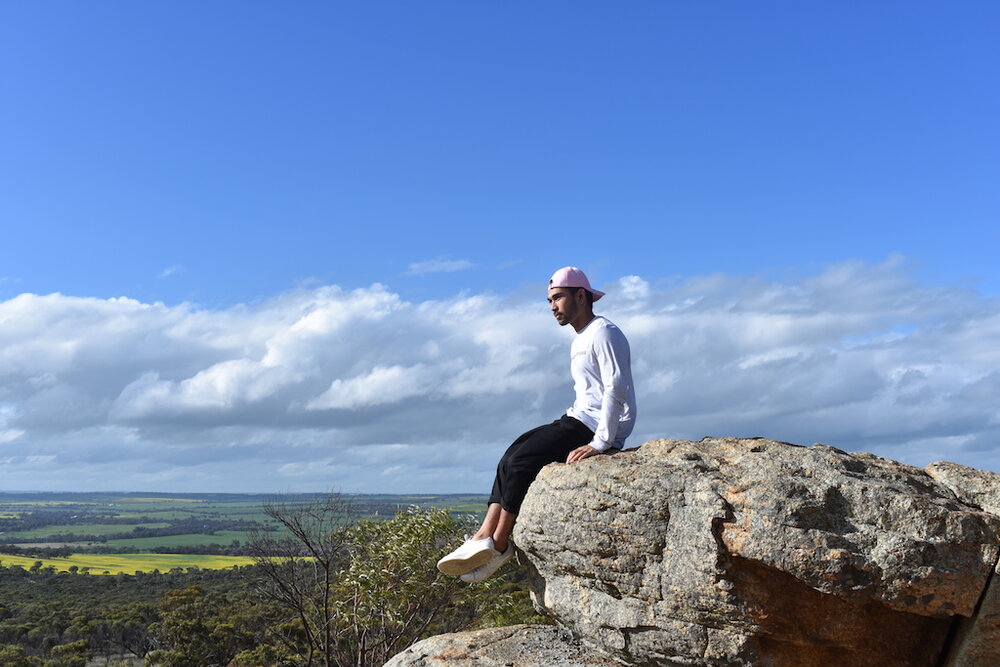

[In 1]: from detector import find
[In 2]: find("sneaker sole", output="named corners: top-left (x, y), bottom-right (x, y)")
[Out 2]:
top-left (436, 549), bottom-right (496, 576)
top-left (460, 548), bottom-right (515, 583)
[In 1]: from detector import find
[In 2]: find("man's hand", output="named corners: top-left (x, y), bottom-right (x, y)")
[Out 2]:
top-left (566, 445), bottom-right (599, 464)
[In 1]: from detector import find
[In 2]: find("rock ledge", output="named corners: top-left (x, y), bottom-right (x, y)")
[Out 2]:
top-left (383, 624), bottom-right (617, 666)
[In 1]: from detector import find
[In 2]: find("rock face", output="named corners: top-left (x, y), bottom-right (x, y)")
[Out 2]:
top-left (926, 462), bottom-right (1000, 667)
top-left (382, 624), bottom-right (617, 666)
top-left (383, 437), bottom-right (1000, 666)
top-left (512, 438), bottom-right (1000, 666)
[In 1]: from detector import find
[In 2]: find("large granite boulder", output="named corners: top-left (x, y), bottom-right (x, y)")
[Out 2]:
top-left (383, 437), bottom-right (1000, 666)
top-left (512, 437), bottom-right (1000, 666)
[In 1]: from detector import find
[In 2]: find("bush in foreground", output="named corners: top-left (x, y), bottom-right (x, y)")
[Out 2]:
top-left (243, 498), bottom-right (540, 667)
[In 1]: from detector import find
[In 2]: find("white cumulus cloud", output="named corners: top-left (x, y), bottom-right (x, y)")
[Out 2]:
top-left (0, 258), bottom-right (998, 492)
top-left (308, 365), bottom-right (430, 410)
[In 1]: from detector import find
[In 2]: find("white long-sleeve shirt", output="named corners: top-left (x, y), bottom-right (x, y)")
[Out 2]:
top-left (566, 316), bottom-right (636, 452)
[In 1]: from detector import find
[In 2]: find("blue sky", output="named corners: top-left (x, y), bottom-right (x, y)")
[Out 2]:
top-left (1, 3), bottom-right (998, 492)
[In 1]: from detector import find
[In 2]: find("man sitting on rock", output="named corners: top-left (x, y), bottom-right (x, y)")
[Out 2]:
top-left (437, 266), bottom-right (637, 583)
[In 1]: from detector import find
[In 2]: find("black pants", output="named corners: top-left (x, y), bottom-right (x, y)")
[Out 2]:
top-left (488, 414), bottom-right (595, 516)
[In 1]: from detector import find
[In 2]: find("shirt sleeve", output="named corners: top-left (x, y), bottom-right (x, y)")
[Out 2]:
top-left (588, 326), bottom-right (632, 452)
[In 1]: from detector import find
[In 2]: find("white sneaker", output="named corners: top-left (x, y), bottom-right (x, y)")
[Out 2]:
top-left (460, 542), bottom-right (514, 583)
top-left (436, 536), bottom-right (497, 576)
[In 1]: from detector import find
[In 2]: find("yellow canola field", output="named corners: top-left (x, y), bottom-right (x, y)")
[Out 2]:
top-left (0, 553), bottom-right (255, 574)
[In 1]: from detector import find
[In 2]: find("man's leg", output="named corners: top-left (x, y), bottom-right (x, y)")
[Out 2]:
top-left (471, 503), bottom-right (515, 552)
top-left (491, 415), bottom-right (593, 517)
top-left (491, 507), bottom-right (516, 552)
top-left (484, 415), bottom-right (592, 547)
top-left (472, 503), bottom-right (501, 541)
top-left (441, 416), bottom-right (591, 578)
top-left (458, 418), bottom-right (591, 582)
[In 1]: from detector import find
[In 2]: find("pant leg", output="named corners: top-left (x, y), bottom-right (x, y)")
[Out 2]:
top-left (488, 415), bottom-right (594, 516)
top-left (488, 422), bottom-right (549, 508)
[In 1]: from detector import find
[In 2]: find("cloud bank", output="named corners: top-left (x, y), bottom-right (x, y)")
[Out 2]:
top-left (1, 259), bottom-right (997, 492)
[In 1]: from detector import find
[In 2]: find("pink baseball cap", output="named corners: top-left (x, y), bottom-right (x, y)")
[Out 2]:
top-left (548, 266), bottom-right (604, 301)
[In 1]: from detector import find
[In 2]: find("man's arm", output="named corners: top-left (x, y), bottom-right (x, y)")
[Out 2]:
top-left (567, 326), bottom-right (633, 463)
top-left (589, 326), bottom-right (632, 451)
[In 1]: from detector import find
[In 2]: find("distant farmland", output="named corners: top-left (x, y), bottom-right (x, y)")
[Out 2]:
top-left (0, 491), bottom-right (488, 573)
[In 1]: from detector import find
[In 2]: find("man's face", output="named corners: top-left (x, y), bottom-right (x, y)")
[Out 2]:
top-left (547, 286), bottom-right (581, 327)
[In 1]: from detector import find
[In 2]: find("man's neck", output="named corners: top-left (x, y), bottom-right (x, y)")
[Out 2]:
top-left (571, 312), bottom-right (596, 333)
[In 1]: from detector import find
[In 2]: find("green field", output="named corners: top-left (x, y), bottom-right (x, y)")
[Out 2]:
top-left (1, 522), bottom-right (171, 539)
top-left (102, 530), bottom-right (249, 549)
top-left (0, 552), bottom-right (256, 574)
top-left (0, 491), bottom-right (488, 572)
